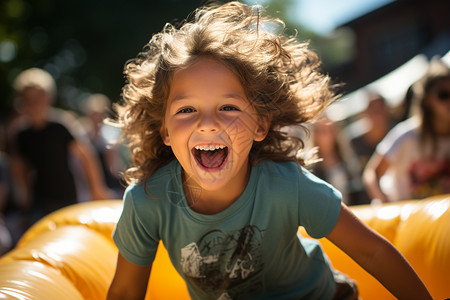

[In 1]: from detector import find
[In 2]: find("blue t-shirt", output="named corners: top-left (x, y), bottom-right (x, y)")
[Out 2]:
top-left (113, 160), bottom-right (342, 299)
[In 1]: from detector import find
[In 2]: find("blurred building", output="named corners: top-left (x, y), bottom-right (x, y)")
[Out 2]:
top-left (333, 0), bottom-right (450, 93)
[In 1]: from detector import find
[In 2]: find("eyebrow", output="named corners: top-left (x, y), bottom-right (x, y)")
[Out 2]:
top-left (224, 93), bottom-right (247, 101)
top-left (169, 94), bottom-right (189, 103)
top-left (169, 92), bottom-right (247, 103)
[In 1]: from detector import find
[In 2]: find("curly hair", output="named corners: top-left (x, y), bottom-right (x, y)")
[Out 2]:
top-left (411, 57), bottom-right (450, 153)
top-left (116, 1), bottom-right (337, 184)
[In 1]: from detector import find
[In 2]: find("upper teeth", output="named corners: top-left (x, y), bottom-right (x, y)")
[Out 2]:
top-left (195, 145), bottom-right (226, 151)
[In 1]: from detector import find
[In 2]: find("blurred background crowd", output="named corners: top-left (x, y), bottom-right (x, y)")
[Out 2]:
top-left (0, 0), bottom-right (449, 255)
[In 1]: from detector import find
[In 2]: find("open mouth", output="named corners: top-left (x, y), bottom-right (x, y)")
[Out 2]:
top-left (192, 145), bottom-right (229, 169)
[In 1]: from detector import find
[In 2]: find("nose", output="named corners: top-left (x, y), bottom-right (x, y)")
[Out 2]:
top-left (197, 111), bottom-right (220, 133)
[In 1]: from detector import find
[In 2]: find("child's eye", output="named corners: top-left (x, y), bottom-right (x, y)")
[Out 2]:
top-left (220, 105), bottom-right (240, 112)
top-left (176, 107), bottom-right (196, 114)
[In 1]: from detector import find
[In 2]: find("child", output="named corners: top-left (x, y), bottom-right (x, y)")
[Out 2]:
top-left (310, 115), bottom-right (368, 206)
top-left (364, 57), bottom-right (450, 202)
top-left (108, 2), bottom-right (432, 299)
top-left (10, 68), bottom-right (114, 226)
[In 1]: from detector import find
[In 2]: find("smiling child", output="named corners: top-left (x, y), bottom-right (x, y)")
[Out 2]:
top-left (107, 2), bottom-right (432, 299)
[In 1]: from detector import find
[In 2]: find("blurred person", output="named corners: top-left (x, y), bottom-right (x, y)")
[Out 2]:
top-left (363, 57), bottom-right (450, 202)
top-left (310, 116), bottom-right (370, 205)
top-left (349, 92), bottom-right (394, 171)
top-left (393, 84), bottom-right (416, 123)
top-left (81, 93), bottom-right (125, 198)
top-left (0, 125), bottom-right (13, 254)
top-left (9, 68), bottom-right (114, 227)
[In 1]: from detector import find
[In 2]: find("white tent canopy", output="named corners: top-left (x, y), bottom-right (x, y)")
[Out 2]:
top-left (327, 51), bottom-right (450, 122)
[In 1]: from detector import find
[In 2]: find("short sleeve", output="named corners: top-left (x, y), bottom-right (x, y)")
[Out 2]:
top-left (376, 117), bottom-right (418, 160)
top-left (113, 186), bottom-right (159, 266)
top-left (298, 168), bottom-right (342, 239)
top-left (59, 124), bottom-right (75, 146)
top-left (376, 127), bottom-right (400, 158)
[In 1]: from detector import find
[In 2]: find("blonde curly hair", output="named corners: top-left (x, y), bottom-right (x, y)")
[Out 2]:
top-left (117, 1), bottom-right (337, 184)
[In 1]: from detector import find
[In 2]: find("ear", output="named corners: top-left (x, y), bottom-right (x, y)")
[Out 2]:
top-left (253, 116), bottom-right (271, 142)
top-left (160, 126), bottom-right (171, 146)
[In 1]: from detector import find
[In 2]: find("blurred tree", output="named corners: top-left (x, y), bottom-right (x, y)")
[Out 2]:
top-left (0, 0), bottom-right (203, 119)
top-left (247, 0), bottom-right (355, 88)
top-left (0, 0), bottom-right (354, 120)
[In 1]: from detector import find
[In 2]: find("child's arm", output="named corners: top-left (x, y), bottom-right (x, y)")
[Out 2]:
top-left (9, 154), bottom-right (32, 210)
top-left (363, 152), bottom-right (390, 203)
top-left (69, 139), bottom-right (115, 200)
top-left (327, 203), bottom-right (433, 300)
top-left (107, 253), bottom-right (152, 300)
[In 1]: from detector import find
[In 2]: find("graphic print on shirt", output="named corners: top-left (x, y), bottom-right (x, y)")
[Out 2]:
top-left (409, 156), bottom-right (450, 198)
top-left (180, 225), bottom-right (265, 299)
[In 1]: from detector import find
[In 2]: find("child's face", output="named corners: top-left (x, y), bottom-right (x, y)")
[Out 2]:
top-left (426, 77), bottom-right (450, 123)
top-left (162, 57), bottom-right (268, 200)
top-left (18, 86), bottom-right (52, 123)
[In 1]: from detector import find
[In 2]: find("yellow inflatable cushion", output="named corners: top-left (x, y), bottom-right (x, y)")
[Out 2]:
top-left (0, 195), bottom-right (448, 299)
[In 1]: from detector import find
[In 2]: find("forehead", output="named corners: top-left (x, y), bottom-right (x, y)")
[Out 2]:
top-left (433, 77), bottom-right (450, 88)
top-left (20, 86), bottom-right (49, 99)
top-left (168, 57), bottom-right (245, 98)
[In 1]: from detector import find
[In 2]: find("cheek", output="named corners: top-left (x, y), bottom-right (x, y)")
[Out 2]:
top-left (226, 121), bottom-right (258, 151)
top-left (166, 119), bottom-right (193, 145)
top-left (425, 99), bottom-right (443, 115)
top-left (22, 100), bottom-right (45, 114)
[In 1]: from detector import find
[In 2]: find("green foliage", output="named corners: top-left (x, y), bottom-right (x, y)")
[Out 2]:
top-left (0, 0), bottom-right (202, 119)
top-left (245, 0), bottom-right (355, 73)
top-left (0, 0), bottom-right (354, 120)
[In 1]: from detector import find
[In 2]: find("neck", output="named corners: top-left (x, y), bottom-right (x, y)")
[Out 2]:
top-left (433, 118), bottom-right (450, 136)
top-left (182, 163), bottom-right (250, 215)
top-left (365, 123), bottom-right (389, 145)
top-left (30, 116), bottom-right (48, 129)
top-left (185, 189), bottom-right (236, 215)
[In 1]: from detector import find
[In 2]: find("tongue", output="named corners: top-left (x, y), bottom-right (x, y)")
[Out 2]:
top-left (199, 149), bottom-right (226, 168)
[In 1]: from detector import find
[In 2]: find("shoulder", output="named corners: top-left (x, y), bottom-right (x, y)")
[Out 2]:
top-left (49, 108), bottom-right (89, 139)
top-left (391, 117), bottom-right (419, 136)
top-left (256, 160), bottom-right (329, 182)
top-left (255, 160), bottom-right (307, 190)
top-left (124, 160), bottom-right (179, 207)
top-left (119, 160), bottom-right (182, 245)
top-left (50, 122), bottom-right (76, 144)
top-left (256, 160), bottom-right (300, 178)
top-left (259, 161), bottom-right (342, 237)
top-left (255, 160), bottom-right (339, 195)
top-left (48, 121), bottom-right (71, 132)
top-left (377, 117), bottom-right (419, 155)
